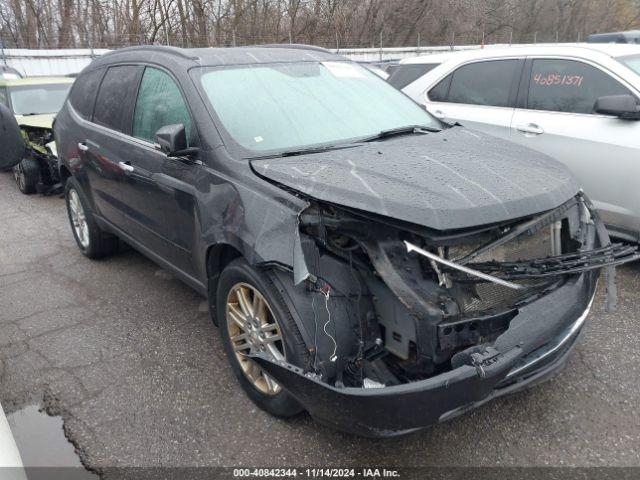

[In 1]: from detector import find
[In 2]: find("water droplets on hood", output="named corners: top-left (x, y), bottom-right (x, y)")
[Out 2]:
top-left (251, 128), bottom-right (578, 230)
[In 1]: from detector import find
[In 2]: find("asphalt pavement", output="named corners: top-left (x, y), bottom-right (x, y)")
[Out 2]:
top-left (1, 171), bottom-right (639, 471)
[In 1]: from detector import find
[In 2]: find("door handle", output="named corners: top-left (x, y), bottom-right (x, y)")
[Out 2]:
top-left (515, 123), bottom-right (544, 135)
top-left (118, 161), bottom-right (135, 173)
top-left (78, 142), bottom-right (89, 152)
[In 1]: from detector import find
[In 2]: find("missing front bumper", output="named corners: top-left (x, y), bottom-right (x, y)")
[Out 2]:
top-left (252, 271), bottom-right (597, 437)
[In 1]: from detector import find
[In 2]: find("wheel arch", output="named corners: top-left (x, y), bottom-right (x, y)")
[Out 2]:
top-left (206, 242), bottom-right (243, 325)
top-left (59, 163), bottom-right (72, 186)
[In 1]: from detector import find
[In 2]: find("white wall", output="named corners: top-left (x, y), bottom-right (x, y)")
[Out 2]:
top-left (1, 46), bottom-right (478, 76)
top-left (330, 45), bottom-right (481, 62)
top-left (1, 48), bottom-right (110, 77)
top-left (1, 44), bottom-right (518, 77)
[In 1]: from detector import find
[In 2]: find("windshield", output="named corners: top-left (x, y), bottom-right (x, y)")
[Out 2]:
top-left (617, 54), bottom-right (640, 76)
top-left (9, 83), bottom-right (72, 115)
top-left (195, 61), bottom-right (439, 155)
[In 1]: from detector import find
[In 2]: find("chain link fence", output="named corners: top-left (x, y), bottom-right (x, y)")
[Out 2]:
top-left (0, 28), bottom-right (594, 76)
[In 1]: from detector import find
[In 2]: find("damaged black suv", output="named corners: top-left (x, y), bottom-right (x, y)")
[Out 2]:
top-left (53, 45), bottom-right (638, 437)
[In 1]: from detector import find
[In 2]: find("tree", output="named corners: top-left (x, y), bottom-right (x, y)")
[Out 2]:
top-left (1, 0), bottom-right (640, 49)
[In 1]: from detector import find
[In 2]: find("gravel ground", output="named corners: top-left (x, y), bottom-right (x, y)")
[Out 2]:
top-left (0, 171), bottom-right (639, 471)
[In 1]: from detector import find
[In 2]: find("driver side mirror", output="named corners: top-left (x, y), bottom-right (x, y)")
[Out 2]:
top-left (594, 94), bottom-right (640, 120)
top-left (154, 124), bottom-right (198, 157)
top-left (0, 103), bottom-right (25, 170)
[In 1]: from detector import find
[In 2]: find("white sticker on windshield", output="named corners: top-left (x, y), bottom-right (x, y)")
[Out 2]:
top-left (322, 62), bottom-right (366, 79)
top-left (254, 136), bottom-right (264, 143)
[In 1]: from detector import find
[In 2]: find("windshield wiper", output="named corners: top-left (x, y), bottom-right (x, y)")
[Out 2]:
top-left (247, 125), bottom-right (441, 160)
top-left (248, 144), bottom-right (361, 160)
top-left (359, 125), bottom-right (441, 143)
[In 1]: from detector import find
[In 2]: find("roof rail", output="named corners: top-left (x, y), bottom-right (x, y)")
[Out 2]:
top-left (100, 45), bottom-right (198, 61)
top-left (253, 44), bottom-right (333, 54)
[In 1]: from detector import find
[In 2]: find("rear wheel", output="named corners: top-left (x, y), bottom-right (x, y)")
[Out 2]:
top-left (216, 258), bottom-right (309, 417)
top-left (64, 177), bottom-right (119, 259)
top-left (13, 157), bottom-right (40, 194)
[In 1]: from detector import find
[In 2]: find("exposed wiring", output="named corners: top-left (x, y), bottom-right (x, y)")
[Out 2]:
top-left (321, 287), bottom-right (338, 362)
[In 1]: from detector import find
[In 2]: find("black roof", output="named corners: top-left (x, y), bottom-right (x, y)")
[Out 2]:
top-left (91, 45), bottom-right (344, 70)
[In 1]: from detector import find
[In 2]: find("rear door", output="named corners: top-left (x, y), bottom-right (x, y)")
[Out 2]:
top-left (424, 59), bottom-right (524, 140)
top-left (80, 65), bottom-right (143, 228)
top-left (510, 57), bottom-right (640, 238)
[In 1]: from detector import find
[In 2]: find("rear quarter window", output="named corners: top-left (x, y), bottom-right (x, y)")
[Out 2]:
top-left (93, 65), bottom-right (142, 133)
top-left (69, 68), bottom-right (104, 119)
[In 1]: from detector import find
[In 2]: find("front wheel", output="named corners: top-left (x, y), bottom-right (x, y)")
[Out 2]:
top-left (64, 177), bottom-right (119, 259)
top-left (13, 157), bottom-right (40, 194)
top-left (216, 258), bottom-right (309, 417)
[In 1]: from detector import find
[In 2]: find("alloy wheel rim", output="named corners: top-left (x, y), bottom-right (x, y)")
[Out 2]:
top-left (225, 282), bottom-right (284, 395)
top-left (69, 189), bottom-right (90, 249)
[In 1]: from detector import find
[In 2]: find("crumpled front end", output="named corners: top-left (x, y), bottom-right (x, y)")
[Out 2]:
top-left (253, 192), bottom-right (638, 437)
top-left (15, 122), bottom-right (61, 193)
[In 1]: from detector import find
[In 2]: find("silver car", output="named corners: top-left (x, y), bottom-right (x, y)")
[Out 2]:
top-left (402, 44), bottom-right (640, 242)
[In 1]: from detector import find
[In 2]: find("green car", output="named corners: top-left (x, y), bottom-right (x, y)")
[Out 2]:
top-left (0, 76), bottom-right (74, 194)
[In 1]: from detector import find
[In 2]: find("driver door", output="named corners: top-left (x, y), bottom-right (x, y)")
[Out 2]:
top-left (122, 66), bottom-right (199, 276)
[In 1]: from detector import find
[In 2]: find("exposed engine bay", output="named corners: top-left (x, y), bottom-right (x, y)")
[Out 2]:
top-left (21, 124), bottom-right (55, 153)
top-left (266, 192), bottom-right (637, 390)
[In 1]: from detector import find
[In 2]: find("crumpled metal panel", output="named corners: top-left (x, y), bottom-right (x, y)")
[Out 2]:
top-left (252, 269), bottom-right (597, 437)
top-left (252, 127), bottom-right (579, 230)
top-left (252, 346), bottom-right (523, 437)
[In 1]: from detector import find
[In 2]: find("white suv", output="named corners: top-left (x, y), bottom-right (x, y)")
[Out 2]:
top-left (401, 44), bottom-right (640, 242)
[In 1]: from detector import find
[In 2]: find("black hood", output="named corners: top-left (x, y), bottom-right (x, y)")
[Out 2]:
top-left (250, 127), bottom-right (579, 231)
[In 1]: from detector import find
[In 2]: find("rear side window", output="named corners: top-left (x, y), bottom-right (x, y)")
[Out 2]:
top-left (446, 60), bottom-right (519, 107)
top-left (527, 59), bottom-right (632, 114)
top-left (69, 68), bottom-right (104, 119)
top-left (388, 64), bottom-right (439, 89)
top-left (0, 87), bottom-right (6, 106)
top-left (93, 65), bottom-right (142, 133)
top-left (132, 67), bottom-right (192, 144)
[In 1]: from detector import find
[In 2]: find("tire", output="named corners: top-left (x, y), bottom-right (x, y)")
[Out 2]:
top-left (216, 258), bottom-right (309, 417)
top-left (64, 177), bottom-right (119, 259)
top-left (13, 157), bottom-right (40, 194)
